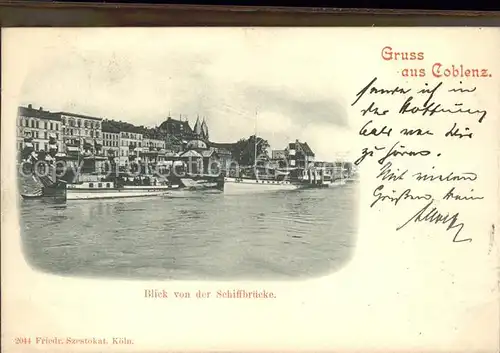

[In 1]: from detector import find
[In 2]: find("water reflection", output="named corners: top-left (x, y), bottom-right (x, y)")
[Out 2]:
top-left (19, 185), bottom-right (359, 280)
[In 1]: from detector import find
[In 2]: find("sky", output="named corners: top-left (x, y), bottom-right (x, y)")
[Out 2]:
top-left (15, 28), bottom-right (380, 161)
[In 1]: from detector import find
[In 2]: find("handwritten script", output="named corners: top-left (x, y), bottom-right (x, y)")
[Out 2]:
top-left (353, 50), bottom-right (491, 243)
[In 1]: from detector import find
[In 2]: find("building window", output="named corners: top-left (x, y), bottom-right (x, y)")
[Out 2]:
top-left (89, 183), bottom-right (94, 188)
top-left (56, 124), bottom-right (59, 131)
top-left (96, 122), bottom-right (100, 129)
top-left (30, 120), bottom-right (35, 128)
top-left (36, 121), bottom-right (39, 128)
top-left (24, 119), bottom-right (28, 127)
top-left (34, 142), bottom-right (39, 150)
top-left (96, 131), bottom-right (99, 138)
top-left (44, 122), bottom-right (48, 129)
top-left (77, 120), bottom-right (81, 127)
top-left (98, 183), bottom-right (102, 188)
top-left (44, 132), bottom-right (48, 139)
top-left (90, 131), bottom-right (94, 138)
top-left (106, 183), bottom-right (111, 188)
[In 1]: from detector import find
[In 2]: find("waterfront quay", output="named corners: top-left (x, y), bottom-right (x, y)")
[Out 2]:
top-left (17, 104), bottom-right (353, 180)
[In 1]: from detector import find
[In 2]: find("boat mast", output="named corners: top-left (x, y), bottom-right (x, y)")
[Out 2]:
top-left (341, 156), bottom-right (345, 182)
top-left (76, 138), bottom-right (81, 183)
top-left (253, 109), bottom-right (258, 176)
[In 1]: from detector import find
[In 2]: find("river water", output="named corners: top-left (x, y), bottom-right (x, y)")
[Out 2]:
top-left (19, 184), bottom-right (359, 280)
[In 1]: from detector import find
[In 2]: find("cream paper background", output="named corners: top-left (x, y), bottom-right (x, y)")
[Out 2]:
top-left (2, 27), bottom-right (499, 352)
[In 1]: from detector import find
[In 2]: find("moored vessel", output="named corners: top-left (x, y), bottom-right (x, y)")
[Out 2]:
top-left (223, 176), bottom-right (302, 195)
top-left (223, 167), bottom-right (329, 195)
top-left (66, 179), bottom-right (179, 200)
top-left (179, 174), bottom-right (224, 191)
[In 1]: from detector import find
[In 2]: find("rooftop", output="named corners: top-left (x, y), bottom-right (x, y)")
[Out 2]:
top-left (101, 120), bottom-right (121, 133)
top-left (288, 140), bottom-right (315, 157)
top-left (102, 119), bottom-right (142, 134)
top-left (18, 106), bottom-right (62, 121)
top-left (55, 111), bottom-right (102, 121)
top-left (207, 141), bottom-right (237, 149)
top-left (159, 117), bottom-right (193, 132)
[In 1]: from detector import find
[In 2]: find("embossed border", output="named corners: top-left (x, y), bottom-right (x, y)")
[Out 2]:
top-left (0, 2), bottom-right (499, 27)
top-left (1, 3), bottom-right (499, 353)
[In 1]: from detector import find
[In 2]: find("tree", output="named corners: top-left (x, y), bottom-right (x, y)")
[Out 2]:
top-left (231, 135), bottom-right (269, 166)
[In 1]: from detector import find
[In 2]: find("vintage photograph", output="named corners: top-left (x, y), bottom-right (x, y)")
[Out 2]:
top-left (16, 28), bottom-right (359, 280)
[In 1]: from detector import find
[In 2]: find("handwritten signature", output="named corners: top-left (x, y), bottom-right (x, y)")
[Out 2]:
top-left (396, 199), bottom-right (472, 243)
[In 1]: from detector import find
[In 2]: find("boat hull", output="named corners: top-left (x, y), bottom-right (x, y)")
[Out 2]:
top-left (180, 177), bottom-right (223, 191)
top-left (21, 193), bottom-right (43, 199)
top-left (223, 177), bottom-right (302, 195)
top-left (66, 185), bottom-right (180, 200)
top-left (328, 180), bottom-right (346, 187)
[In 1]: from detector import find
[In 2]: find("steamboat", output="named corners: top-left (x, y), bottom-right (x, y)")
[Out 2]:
top-left (18, 135), bottom-right (181, 201)
top-left (223, 167), bottom-right (330, 195)
top-left (65, 175), bottom-right (180, 200)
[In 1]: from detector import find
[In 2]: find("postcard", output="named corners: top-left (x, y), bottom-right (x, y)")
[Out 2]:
top-left (2, 27), bottom-right (499, 352)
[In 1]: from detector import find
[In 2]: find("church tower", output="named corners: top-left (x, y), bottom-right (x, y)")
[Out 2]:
top-left (193, 116), bottom-right (202, 137)
top-left (201, 117), bottom-right (209, 141)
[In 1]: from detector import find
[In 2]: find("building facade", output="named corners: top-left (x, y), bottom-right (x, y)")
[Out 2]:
top-left (59, 111), bottom-right (103, 155)
top-left (142, 132), bottom-right (167, 167)
top-left (17, 106), bottom-right (241, 175)
top-left (17, 105), bottom-right (63, 154)
top-left (143, 135), bottom-right (166, 151)
top-left (207, 142), bottom-right (234, 171)
top-left (286, 140), bottom-right (315, 169)
top-left (101, 121), bottom-right (121, 162)
top-left (119, 130), bottom-right (143, 166)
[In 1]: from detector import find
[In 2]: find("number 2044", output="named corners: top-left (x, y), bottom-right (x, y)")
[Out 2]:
top-left (15, 337), bottom-right (31, 344)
